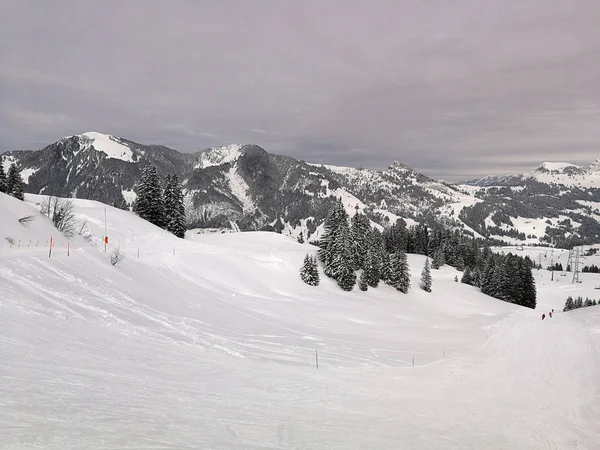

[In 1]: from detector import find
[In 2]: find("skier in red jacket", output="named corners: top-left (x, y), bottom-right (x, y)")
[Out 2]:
top-left (542, 313), bottom-right (546, 320)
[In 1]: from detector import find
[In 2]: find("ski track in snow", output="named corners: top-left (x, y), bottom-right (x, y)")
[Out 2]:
top-left (1, 193), bottom-right (600, 449)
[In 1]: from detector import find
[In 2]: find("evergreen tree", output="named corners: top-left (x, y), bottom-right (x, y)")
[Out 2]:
top-left (163, 173), bottom-right (186, 238)
top-left (0, 161), bottom-right (7, 193)
top-left (593, 299), bottom-right (597, 306)
top-left (358, 270), bottom-right (368, 291)
top-left (563, 296), bottom-right (574, 312)
top-left (420, 258), bottom-right (432, 292)
top-left (387, 253), bottom-right (402, 290)
top-left (300, 254), bottom-right (320, 286)
top-left (461, 266), bottom-right (473, 285)
top-left (574, 296), bottom-right (583, 309)
top-left (455, 256), bottom-right (465, 271)
top-left (432, 247), bottom-right (445, 269)
top-left (297, 232), bottom-right (304, 244)
top-left (471, 267), bottom-right (482, 288)
top-left (350, 212), bottom-right (371, 269)
top-left (329, 221), bottom-right (356, 291)
top-left (318, 200), bottom-right (346, 274)
top-left (397, 251), bottom-right (411, 293)
top-left (584, 298), bottom-right (593, 307)
top-left (135, 165), bottom-right (165, 228)
top-left (6, 164), bottom-right (24, 200)
top-left (519, 258), bottom-right (537, 309)
top-left (319, 201), bottom-right (356, 290)
top-left (363, 246), bottom-right (380, 288)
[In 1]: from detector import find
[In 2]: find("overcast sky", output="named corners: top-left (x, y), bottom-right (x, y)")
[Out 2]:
top-left (2, 0), bottom-right (599, 181)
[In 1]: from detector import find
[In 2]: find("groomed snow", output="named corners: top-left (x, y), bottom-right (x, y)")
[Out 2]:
top-left (77, 132), bottom-right (134, 162)
top-left (1, 192), bottom-right (599, 449)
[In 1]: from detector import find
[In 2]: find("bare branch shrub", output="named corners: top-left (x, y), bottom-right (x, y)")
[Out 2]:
top-left (40, 196), bottom-right (77, 238)
top-left (110, 247), bottom-right (125, 266)
top-left (77, 218), bottom-right (95, 244)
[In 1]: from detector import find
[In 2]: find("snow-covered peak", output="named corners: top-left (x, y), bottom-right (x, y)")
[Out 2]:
top-left (531, 162), bottom-right (580, 174)
top-left (65, 132), bottom-right (134, 162)
top-left (195, 144), bottom-right (244, 169)
top-left (587, 158), bottom-right (600, 173)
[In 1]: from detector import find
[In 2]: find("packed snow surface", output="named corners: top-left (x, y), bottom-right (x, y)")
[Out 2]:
top-left (1, 193), bottom-right (600, 449)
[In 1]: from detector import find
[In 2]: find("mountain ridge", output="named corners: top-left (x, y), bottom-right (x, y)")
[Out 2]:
top-left (3, 132), bottom-right (600, 248)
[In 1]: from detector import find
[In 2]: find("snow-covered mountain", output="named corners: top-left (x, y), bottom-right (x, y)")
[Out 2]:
top-left (1, 192), bottom-right (600, 448)
top-left (4, 133), bottom-right (600, 247)
top-left (464, 160), bottom-right (600, 187)
top-left (1, 133), bottom-right (474, 241)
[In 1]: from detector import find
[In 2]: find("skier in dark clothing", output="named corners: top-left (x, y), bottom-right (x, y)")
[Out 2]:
top-left (549, 311), bottom-right (553, 318)
top-left (542, 314), bottom-right (545, 320)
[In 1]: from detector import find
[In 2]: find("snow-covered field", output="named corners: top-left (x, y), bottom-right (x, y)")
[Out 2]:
top-left (1, 193), bottom-right (600, 449)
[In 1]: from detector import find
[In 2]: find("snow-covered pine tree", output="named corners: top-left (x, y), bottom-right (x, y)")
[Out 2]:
top-left (364, 246), bottom-right (380, 288)
top-left (350, 212), bottom-right (372, 269)
top-left (584, 298), bottom-right (593, 307)
top-left (328, 219), bottom-right (356, 291)
top-left (387, 253), bottom-right (401, 290)
top-left (420, 258), bottom-right (432, 292)
top-left (358, 270), bottom-right (368, 291)
top-left (309, 255), bottom-right (320, 286)
top-left (574, 296), bottom-right (583, 309)
top-left (397, 251), bottom-right (410, 293)
top-left (455, 256), bottom-right (465, 271)
top-left (6, 164), bottom-right (24, 200)
top-left (519, 258), bottom-right (537, 309)
top-left (134, 165), bottom-right (165, 228)
top-left (297, 232), bottom-right (304, 244)
top-left (461, 266), bottom-right (473, 285)
top-left (563, 296), bottom-right (574, 311)
top-left (318, 200), bottom-right (346, 275)
top-left (432, 247), bottom-right (445, 269)
top-left (163, 174), bottom-right (186, 238)
top-left (300, 254), bottom-right (319, 286)
top-left (0, 161), bottom-right (7, 193)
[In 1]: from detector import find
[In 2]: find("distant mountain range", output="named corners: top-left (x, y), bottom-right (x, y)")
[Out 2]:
top-left (3, 132), bottom-right (600, 248)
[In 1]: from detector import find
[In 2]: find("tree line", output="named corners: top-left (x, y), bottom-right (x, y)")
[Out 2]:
top-left (300, 200), bottom-right (536, 309)
top-left (0, 161), bottom-right (24, 201)
top-left (563, 295), bottom-right (598, 311)
top-left (133, 165), bottom-right (186, 238)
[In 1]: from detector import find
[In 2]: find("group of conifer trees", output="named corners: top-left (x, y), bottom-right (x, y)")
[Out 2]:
top-left (133, 165), bottom-right (186, 238)
top-left (0, 161), bottom-right (25, 201)
top-left (461, 252), bottom-right (537, 309)
top-left (300, 201), bottom-right (430, 294)
top-left (563, 295), bottom-right (598, 311)
top-left (299, 200), bottom-right (537, 309)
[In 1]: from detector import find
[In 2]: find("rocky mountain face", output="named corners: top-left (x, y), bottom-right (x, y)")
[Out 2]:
top-left (3, 132), bottom-right (600, 248)
top-left (1, 132), bottom-right (470, 241)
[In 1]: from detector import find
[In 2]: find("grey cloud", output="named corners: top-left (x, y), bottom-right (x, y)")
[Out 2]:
top-left (1, 0), bottom-right (600, 181)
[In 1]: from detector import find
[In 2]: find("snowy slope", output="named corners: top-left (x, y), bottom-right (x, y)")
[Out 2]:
top-left (70, 132), bottom-right (134, 162)
top-left (194, 144), bottom-right (243, 169)
top-left (1, 194), bottom-right (600, 449)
